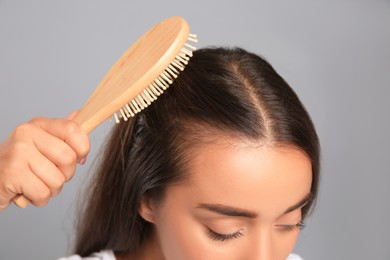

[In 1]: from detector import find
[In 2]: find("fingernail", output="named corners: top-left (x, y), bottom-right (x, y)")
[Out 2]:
top-left (78, 157), bottom-right (87, 165)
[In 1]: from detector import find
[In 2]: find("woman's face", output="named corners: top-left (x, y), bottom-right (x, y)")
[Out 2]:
top-left (141, 140), bottom-right (312, 260)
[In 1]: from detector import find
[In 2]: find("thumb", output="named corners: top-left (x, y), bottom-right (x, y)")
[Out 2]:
top-left (66, 110), bottom-right (80, 120)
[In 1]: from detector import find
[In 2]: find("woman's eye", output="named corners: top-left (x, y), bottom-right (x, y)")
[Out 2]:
top-left (276, 221), bottom-right (305, 232)
top-left (207, 228), bottom-right (243, 242)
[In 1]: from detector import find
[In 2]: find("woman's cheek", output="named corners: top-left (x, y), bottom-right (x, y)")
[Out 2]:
top-left (157, 216), bottom-right (237, 260)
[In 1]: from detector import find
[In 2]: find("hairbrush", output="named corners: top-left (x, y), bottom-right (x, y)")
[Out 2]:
top-left (13, 16), bottom-right (197, 208)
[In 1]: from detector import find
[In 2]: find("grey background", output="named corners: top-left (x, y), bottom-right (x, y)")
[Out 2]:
top-left (0, 0), bottom-right (389, 259)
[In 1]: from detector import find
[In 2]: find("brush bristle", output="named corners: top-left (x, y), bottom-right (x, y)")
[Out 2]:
top-left (113, 34), bottom-right (198, 123)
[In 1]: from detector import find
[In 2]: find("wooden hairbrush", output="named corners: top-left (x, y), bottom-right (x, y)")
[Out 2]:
top-left (13, 16), bottom-right (197, 208)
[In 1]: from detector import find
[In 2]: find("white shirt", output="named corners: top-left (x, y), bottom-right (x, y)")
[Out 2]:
top-left (58, 250), bottom-right (304, 260)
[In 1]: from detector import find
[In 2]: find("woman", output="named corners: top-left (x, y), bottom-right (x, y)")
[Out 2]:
top-left (0, 47), bottom-right (320, 259)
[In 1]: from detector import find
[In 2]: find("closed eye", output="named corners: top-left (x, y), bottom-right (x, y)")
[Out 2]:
top-left (207, 228), bottom-right (243, 242)
top-left (275, 221), bottom-right (305, 232)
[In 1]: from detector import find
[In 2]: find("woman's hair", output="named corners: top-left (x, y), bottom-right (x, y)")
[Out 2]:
top-left (74, 47), bottom-right (320, 256)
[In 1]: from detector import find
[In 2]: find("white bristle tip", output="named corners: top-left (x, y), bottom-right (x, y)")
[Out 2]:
top-left (188, 36), bottom-right (198, 43)
top-left (125, 104), bottom-right (135, 117)
top-left (114, 113), bottom-right (120, 123)
top-left (184, 43), bottom-right (196, 50)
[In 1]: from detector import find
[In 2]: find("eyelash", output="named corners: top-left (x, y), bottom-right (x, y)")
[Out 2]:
top-left (207, 221), bottom-right (305, 242)
top-left (277, 221), bottom-right (306, 232)
top-left (207, 228), bottom-right (243, 242)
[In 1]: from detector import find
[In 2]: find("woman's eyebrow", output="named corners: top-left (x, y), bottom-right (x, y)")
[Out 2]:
top-left (283, 192), bottom-right (313, 214)
top-left (196, 193), bottom-right (313, 218)
top-left (196, 203), bottom-right (258, 218)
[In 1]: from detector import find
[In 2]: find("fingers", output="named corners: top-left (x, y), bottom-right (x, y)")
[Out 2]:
top-left (0, 115), bottom-right (91, 210)
top-left (29, 117), bottom-right (90, 161)
top-left (28, 149), bottom-right (66, 197)
top-left (17, 170), bottom-right (52, 207)
top-left (66, 110), bottom-right (88, 164)
top-left (31, 126), bottom-right (78, 181)
top-left (0, 141), bottom-right (51, 208)
top-left (66, 110), bottom-right (80, 120)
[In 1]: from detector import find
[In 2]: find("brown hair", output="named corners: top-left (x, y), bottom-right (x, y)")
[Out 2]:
top-left (74, 47), bottom-right (320, 256)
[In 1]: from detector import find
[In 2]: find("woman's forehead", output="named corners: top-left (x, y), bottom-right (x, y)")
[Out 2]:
top-left (168, 140), bottom-right (312, 218)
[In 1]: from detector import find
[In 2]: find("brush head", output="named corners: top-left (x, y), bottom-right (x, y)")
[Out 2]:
top-left (73, 16), bottom-right (197, 133)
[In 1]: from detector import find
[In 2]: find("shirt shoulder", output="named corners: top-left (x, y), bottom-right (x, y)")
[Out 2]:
top-left (58, 250), bottom-right (301, 260)
top-left (287, 253), bottom-right (304, 260)
top-left (57, 250), bottom-right (116, 260)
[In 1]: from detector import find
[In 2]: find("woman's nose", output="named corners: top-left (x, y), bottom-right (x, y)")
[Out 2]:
top-left (248, 229), bottom-right (275, 260)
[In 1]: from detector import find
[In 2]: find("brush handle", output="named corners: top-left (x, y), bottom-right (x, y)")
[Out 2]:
top-left (12, 195), bottom-right (30, 208)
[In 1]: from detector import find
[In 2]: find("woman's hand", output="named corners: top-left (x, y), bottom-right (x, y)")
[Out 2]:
top-left (0, 113), bottom-right (90, 211)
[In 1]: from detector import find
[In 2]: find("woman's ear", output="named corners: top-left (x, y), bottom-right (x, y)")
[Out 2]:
top-left (138, 194), bottom-right (156, 223)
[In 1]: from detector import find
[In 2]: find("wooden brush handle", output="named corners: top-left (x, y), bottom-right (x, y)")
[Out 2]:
top-left (13, 195), bottom-right (30, 208)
